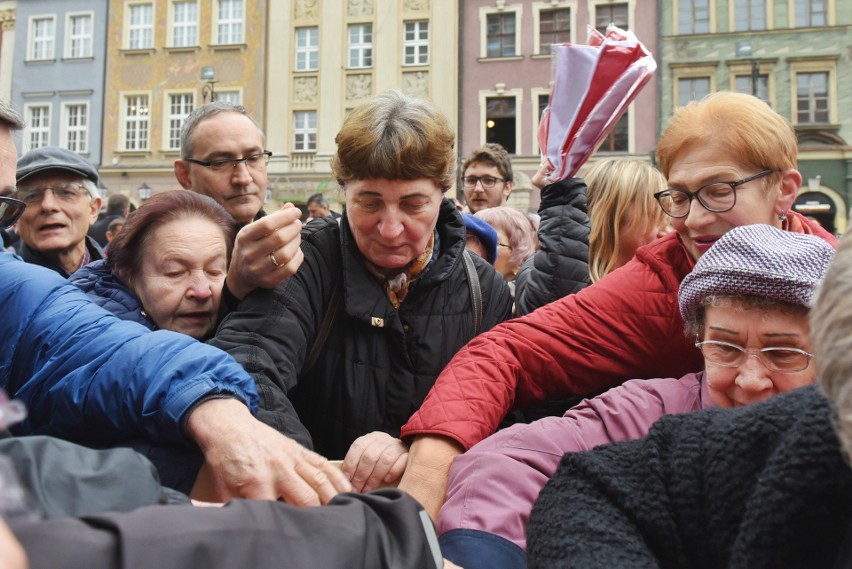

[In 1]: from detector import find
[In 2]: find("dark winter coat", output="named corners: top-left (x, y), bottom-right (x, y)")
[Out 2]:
top-left (20, 235), bottom-right (103, 278)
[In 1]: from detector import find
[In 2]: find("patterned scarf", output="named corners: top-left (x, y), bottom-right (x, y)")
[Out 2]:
top-left (365, 232), bottom-right (436, 310)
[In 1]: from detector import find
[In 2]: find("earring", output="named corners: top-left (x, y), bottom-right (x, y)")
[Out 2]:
top-left (778, 211), bottom-right (787, 221)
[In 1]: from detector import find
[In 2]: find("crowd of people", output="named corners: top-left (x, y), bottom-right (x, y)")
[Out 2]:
top-left (1, 87), bottom-right (851, 569)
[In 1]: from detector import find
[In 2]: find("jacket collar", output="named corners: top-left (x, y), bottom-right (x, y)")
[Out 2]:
top-left (20, 235), bottom-right (104, 278)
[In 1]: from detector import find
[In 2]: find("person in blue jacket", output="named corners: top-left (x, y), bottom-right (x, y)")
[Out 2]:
top-left (0, 99), bottom-right (350, 505)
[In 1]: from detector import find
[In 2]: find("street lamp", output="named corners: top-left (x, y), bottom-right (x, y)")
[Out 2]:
top-left (734, 40), bottom-right (760, 98)
top-left (201, 66), bottom-right (218, 103)
top-left (137, 183), bottom-right (152, 201)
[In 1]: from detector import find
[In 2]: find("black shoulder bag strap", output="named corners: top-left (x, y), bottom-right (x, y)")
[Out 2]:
top-left (303, 278), bottom-right (342, 375)
top-left (462, 249), bottom-right (483, 340)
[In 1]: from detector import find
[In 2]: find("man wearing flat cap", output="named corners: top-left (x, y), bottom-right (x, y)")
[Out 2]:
top-left (15, 146), bottom-right (103, 277)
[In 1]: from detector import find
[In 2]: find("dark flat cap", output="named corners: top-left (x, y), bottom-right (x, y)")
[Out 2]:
top-left (17, 146), bottom-right (100, 186)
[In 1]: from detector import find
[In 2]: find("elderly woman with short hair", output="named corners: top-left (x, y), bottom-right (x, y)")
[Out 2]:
top-left (210, 90), bottom-right (512, 489)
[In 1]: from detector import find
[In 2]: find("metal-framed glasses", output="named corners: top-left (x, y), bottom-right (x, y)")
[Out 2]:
top-left (463, 175), bottom-right (505, 189)
top-left (0, 195), bottom-right (26, 228)
top-left (695, 338), bottom-right (814, 373)
top-left (654, 169), bottom-right (773, 218)
top-left (184, 151), bottom-right (272, 173)
top-left (14, 182), bottom-right (90, 204)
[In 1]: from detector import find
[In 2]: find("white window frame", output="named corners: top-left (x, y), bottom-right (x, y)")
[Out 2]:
top-left (215, 0), bottom-right (244, 45)
top-left (61, 101), bottom-right (89, 154)
top-left (214, 90), bottom-right (242, 105)
top-left (479, 5), bottom-right (523, 59)
top-left (126, 2), bottom-right (154, 50)
top-left (28, 15), bottom-right (56, 61)
top-left (170, 1), bottom-right (198, 47)
top-left (121, 93), bottom-right (151, 151)
top-left (164, 92), bottom-right (194, 151)
top-left (674, 0), bottom-right (716, 34)
top-left (531, 87), bottom-right (551, 155)
top-left (293, 111), bottom-right (317, 152)
top-left (348, 23), bottom-right (373, 69)
top-left (533, 1), bottom-right (576, 56)
top-left (24, 104), bottom-right (51, 150)
top-left (295, 27), bottom-right (319, 71)
top-left (730, 0), bottom-right (769, 31)
top-left (789, 58), bottom-right (837, 125)
top-left (403, 21), bottom-right (429, 66)
top-left (65, 12), bottom-right (94, 59)
top-left (673, 71), bottom-right (714, 107)
top-left (478, 88), bottom-right (523, 151)
top-left (590, 0), bottom-right (633, 32)
top-left (790, 0), bottom-right (833, 27)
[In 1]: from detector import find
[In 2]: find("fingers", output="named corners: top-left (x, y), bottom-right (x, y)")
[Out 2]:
top-left (343, 433), bottom-right (408, 492)
top-left (285, 450), bottom-right (352, 506)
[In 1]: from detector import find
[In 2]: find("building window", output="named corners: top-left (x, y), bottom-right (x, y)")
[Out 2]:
top-left (677, 77), bottom-right (711, 106)
top-left (796, 71), bottom-right (829, 124)
top-left (25, 105), bottom-right (51, 150)
top-left (128, 3), bottom-right (154, 49)
top-left (539, 8), bottom-right (570, 54)
top-left (487, 12), bottom-right (516, 58)
top-left (601, 112), bottom-right (629, 152)
top-left (794, 0), bottom-right (827, 27)
top-left (348, 24), bottom-right (373, 69)
top-left (735, 72), bottom-right (769, 104)
top-left (486, 97), bottom-right (516, 154)
top-left (63, 103), bottom-right (88, 153)
top-left (66, 13), bottom-right (93, 58)
top-left (216, 91), bottom-right (241, 105)
top-left (172, 1), bottom-right (198, 47)
top-left (403, 21), bottom-right (429, 65)
top-left (30, 16), bottom-right (55, 60)
top-left (678, 0), bottom-right (710, 34)
top-left (167, 94), bottom-right (194, 150)
top-left (595, 3), bottom-right (628, 33)
top-left (123, 95), bottom-right (150, 151)
top-left (295, 27), bottom-right (319, 71)
top-left (217, 0), bottom-right (244, 44)
top-left (734, 0), bottom-right (766, 31)
top-left (538, 94), bottom-right (550, 119)
top-left (293, 111), bottom-right (317, 152)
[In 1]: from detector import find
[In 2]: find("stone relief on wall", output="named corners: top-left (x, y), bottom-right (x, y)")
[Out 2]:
top-left (402, 71), bottom-right (429, 99)
top-left (403, 0), bottom-right (430, 12)
top-left (294, 77), bottom-right (319, 103)
top-left (348, 0), bottom-right (374, 17)
top-left (346, 74), bottom-right (372, 101)
top-left (295, 0), bottom-right (319, 20)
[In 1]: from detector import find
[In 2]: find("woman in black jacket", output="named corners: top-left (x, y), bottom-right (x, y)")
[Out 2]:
top-left (211, 91), bottom-right (512, 492)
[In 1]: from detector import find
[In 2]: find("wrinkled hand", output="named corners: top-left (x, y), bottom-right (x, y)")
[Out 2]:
top-left (531, 158), bottom-right (556, 190)
top-left (186, 398), bottom-right (352, 505)
top-left (342, 431), bottom-right (408, 493)
top-left (226, 203), bottom-right (304, 300)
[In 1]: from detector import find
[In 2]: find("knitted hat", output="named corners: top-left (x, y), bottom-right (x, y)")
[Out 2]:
top-left (678, 224), bottom-right (834, 322)
top-left (17, 146), bottom-right (100, 193)
top-left (462, 212), bottom-right (498, 264)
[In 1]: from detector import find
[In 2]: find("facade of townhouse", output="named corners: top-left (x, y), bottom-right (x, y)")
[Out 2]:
top-left (10, 0), bottom-right (108, 177)
top-left (660, 0), bottom-right (852, 235)
top-left (98, 0), bottom-right (267, 202)
top-left (264, 0), bottom-right (459, 214)
top-left (0, 1), bottom-right (16, 102)
top-left (458, 0), bottom-right (660, 211)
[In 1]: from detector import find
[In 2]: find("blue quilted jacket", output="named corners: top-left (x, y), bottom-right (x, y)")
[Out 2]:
top-left (69, 259), bottom-right (155, 329)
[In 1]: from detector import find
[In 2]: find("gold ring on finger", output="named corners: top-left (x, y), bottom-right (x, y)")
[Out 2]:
top-left (270, 252), bottom-right (281, 268)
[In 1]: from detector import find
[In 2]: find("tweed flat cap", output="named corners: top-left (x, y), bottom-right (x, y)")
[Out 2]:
top-left (17, 146), bottom-right (100, 190)
top-left (678, 224), bottom-right (834, 322)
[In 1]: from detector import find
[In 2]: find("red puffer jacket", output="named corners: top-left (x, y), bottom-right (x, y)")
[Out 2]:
top-left (401, 212), bottom-right (835, 450)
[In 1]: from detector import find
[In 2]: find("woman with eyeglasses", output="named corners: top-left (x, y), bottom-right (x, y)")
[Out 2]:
top-left (397, 91), bottom-right (837, 522)
top-left (437, 224), bottom-right (833, 569)
top-left (207, 91), bottom-right (512, 494)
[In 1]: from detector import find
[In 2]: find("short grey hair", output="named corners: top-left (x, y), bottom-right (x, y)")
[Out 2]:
top-left (306, 193), bottom-right (329, 208)
top-left (0, 99), bottom-right (24, 131)
top-left (179, 101), bottom-right (265, 159)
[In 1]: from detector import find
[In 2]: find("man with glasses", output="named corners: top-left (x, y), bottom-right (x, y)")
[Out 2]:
top-left (14, 146), bottom-right (103, 277)
top-left (174, 102), bottom-right (303, 300)
top-left (461, 143), bottom-right (514, 214)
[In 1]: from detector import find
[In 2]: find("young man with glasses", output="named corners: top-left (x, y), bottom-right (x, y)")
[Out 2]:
top-left (14, 146), bottom-right (103, 277)
top-left (461, 143), bottom-right (514, 214)
top-left (174, 102), bottom-right (303, 300)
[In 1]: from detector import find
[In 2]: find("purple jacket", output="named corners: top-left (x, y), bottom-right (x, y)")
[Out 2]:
top-left (438, 372), bottom-right (712, 549)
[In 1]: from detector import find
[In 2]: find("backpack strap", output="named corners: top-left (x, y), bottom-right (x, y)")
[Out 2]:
top-left (303, 277), bottom-right (342, 375)
top-left (462, 249), bottom-right (482, 339)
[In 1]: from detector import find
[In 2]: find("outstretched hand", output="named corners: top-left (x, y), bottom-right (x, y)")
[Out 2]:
top-left (226, 203), bottom-right (304, 300)
top-left (342, 431), bottom-right (408, 493)
top-left (186, 398), bottom-right (352, 505)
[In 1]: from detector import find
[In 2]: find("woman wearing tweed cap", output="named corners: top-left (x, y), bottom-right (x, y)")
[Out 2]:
top-left (438, 224), bottom-right (834, 569)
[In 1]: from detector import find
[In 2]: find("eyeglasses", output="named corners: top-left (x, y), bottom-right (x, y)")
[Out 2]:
top-left (654, 169), bottom-right (773, 218)
top-left (14, 182), bottom-right (90, 204)
top-left (0, 195), bottom-right (26, 228)
top-left (497, 242), bottom-right (512, 250)
top-left (695, 338), bottom-right (814, 373)
top-left (184, 151), bottom-right (272, 173)
top-left (463, 175), bottom-right (505, 189)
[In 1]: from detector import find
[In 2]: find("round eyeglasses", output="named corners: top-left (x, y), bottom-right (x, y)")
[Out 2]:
top-left (654, 169), bottom-right (773, 218)
top-left (695, 339), bottom-right (814, 373)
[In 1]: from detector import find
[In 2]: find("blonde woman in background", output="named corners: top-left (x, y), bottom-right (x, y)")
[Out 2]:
top-left (584, 158), bottom-right (672, 282)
